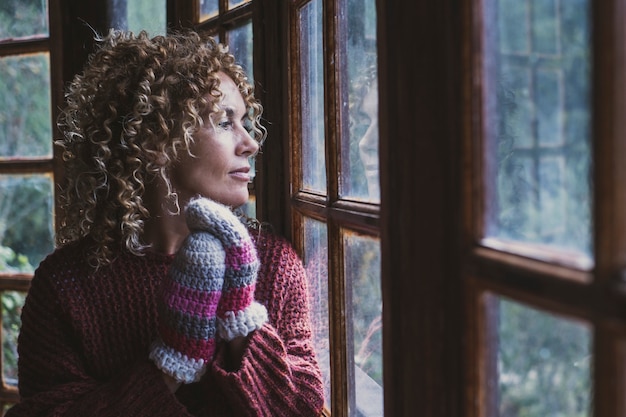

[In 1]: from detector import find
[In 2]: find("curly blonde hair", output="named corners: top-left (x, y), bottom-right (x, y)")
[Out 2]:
top-left (56, 29), bottom-right (265, 268)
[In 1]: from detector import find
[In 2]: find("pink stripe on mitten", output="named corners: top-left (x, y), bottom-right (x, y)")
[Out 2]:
top-left (149, 202), bottom-right (227, 384)
top-left (163, 281), bottom-right (222, 317)
top-left (183, 197), bottom-right (268, 341)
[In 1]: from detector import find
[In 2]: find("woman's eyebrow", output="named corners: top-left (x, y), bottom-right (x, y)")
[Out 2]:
top-left (221, 106), bottom-right (248, 121)
top-left (213, 104), bottom-right (235, 118)
top-left (224, 107), bottom-right (235, 118)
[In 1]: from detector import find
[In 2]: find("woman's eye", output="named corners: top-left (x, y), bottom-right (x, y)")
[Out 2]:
top-left (218, 120), bottom-right (233, 130)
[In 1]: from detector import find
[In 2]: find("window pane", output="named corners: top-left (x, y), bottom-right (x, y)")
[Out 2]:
top-left (344, 231), bottom-right (382, 416)
top-left (344, 0), bottom-right (379, 202)
top-left (0, 175), bottom-right (55, 273)
top-left (303, 218), bottom-right (331, 410)
top-left (0, 54), bottom-right (52, 159)
top-left (228, 0), bottom-right (249, 10)
top-left (199, 0), bottom-right (219, 22)
top-left (227, 20), bottom-right (253, 80)
top-left (0, 0), bottom-right (49, 40)
top-left (225, 21), bottom-right (255, 215)
top-left (299, 0), bottom-right (327, 193)
top-left (2, 291), bottom-right (25, 386)
top-left (494, 296), bottom-right (592, 416)
top-left (484, 0), bottom-right (592, 258)
top-left (127, 0), bottom-right (166, 36)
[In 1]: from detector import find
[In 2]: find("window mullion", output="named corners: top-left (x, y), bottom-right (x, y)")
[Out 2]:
top-left (323, 0), bottom-right (341, 204)
top-left (327, 220), bottom-right (351, 417)
top-left (592, 1), bottom-right (626, 416)
top-left (592, 0), bottom-right (626, 282)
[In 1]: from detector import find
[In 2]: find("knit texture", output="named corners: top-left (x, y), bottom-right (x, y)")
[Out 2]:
top-left (150, 197), bottom-right (268, 383)
top-left (150, 227), bottom-right (225, 383)
top-left (7, 229), bottom-right (324, 417)
top-left (185, 197), bottom-right (268, 341)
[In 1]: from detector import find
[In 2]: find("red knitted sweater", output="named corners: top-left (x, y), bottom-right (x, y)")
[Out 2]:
top-left (6, 229), bottom-right (324, 416)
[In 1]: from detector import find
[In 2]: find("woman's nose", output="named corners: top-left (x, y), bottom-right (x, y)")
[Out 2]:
top-left (240, 126), bottom-right (260, 156)
top-left (359, 123), bottom-right (378, 154)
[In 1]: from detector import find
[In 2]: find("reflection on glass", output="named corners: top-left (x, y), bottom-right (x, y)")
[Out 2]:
top-left (299, 0), bottom-right (327, 193)
top-left (349, 70), bottom-right (379, 201)
top-left (485, 0), bottom-right (592, 259)
top-left (0, 175), bottom-right (55, 273)
top-left (227, 21), bottom-right (253, 80)
top-left (0, 0), bottom-right (48, 40)
top-left (303, 218), bottom-right (330, 410)
top-left (345, 0), bottom-right (379, 202)
top-left (0, 54), bottom-right (52, 158)
top-left (199, 0), bottom-right (219, 21)
top-left (228, 0), bottom-right (249, 10)
top-left (127, 0), bottom-right (166, 36)
top-left (344, 232), bottom-right (382, 416)
top-left (2, 291), bottom-right (25, 386)
top-left (494, 296), bottom-right (591, 416)
top-left (227, 21), bottom-right (255, 214)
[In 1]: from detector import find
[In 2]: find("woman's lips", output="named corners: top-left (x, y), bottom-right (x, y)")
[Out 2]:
top-left (230, 167), bottom-right (251, 182)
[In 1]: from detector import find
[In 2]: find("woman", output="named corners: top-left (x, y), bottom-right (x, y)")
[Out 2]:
top-left (7, 29), bottom-right (324, 416)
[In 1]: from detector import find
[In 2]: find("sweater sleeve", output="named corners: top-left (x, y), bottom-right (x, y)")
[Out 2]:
top-left (6, 261), bottom-right (192, 417)
top-left (208, 234), bottom-right (325, 417)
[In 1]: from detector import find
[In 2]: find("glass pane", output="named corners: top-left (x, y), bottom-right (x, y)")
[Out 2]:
top-left (0, 175), bottom-right (55, 273)
top-left (484, 0), bottom-right (592, 259)
top-left (494, 296), bottom-right (592, 416)
top-left (0, 0), bottom-right (49, 40)
top-left (227, 20), bottom-right (253, 80)
top-left (236, 193), bottom-right (255, 219)
top-left (2, 291), bottom-right (25, 386)
top-left (199, 0), bottom-right (219, 22)
top-left (228, 0), bottom-right (249, 10)
top-left (344, 231), bottom-right (382, 416)
top-left (127, 0), bottom-right (166, 36)
top-left (303, 218), bottom-right (330, 410)
top-left (0, 53), bottom-right (52, 158)
top-left (344, 0), bottom-right (379, 202)
top-left (299, 0), bottom-right (327, 193)
top-left (226, 21), bottom-right (255, 214)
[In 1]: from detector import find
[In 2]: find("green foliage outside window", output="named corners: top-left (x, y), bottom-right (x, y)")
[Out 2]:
top-left (0, 54), bottom-right (52, 158)
top-left (0, 248), bottom-right (29, 386)
top-left (498, 298), bottom-right (591, 417)
top-left (0, 0), bottom-right (54, 389)
top-left (0, 0), bottom-right (48, 39)
top-left (1, 290), bottom-right (24, 386)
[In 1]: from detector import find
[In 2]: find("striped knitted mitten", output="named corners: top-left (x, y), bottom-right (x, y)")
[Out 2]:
top-left (184, 197), bottom-right (268, 342)
top-left (149, 200), bottom-right (227, 384)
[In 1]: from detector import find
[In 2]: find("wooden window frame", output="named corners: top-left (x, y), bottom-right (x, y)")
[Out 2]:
top-left (286, 1), bottom-right (381, 416)
top-left (460, 1), bottom-right (626, 417)
top-left (0, 0), bottom-right (142, 409)
top-left (169, 0), bottom-right (253, 41)
top-left (7, 1), bottom-right (626, 416)
top-left (0, 0), bottom-right (66, 407)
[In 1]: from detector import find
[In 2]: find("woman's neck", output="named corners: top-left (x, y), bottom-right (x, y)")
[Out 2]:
top-left (143, 210), bottom-right (189, 255)
top-left (143, 180), bottom-right (190, 255)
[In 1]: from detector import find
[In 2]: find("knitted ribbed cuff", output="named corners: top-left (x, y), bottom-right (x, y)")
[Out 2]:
top-left (217, 301), bottom-right (268, 341)
top-left (149, 339), bottom-right (207, 384)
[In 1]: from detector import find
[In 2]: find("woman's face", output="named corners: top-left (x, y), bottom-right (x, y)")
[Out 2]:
top-left (358, 81), bottom-right (380, 200)
top-left (171, 71), bottom-right (259, 208)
